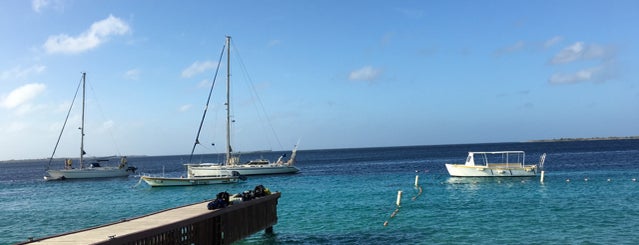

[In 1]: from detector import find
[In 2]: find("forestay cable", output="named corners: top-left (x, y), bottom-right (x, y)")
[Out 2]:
top-left (189, 41), bottom-right (226, 162)
top-left (47, 74), bottom-right (83, 169)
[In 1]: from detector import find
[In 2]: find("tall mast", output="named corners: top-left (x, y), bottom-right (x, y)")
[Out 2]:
top-left (80, 72), bottom-right (86, 168)
top-left (225, 36), bottom-right (232, 164)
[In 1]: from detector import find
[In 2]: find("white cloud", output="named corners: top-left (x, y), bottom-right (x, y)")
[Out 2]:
top-left (1, 83), bottom-right (46, 109)
top-left (43, 15), bottom-right (131, 54)
top-left (124, 69), bottom-right (140, 80)
top-left (32, 0), bottom-right (50, 12)
top-left (495, 37), bottom-right (563, 56)
top-left (181, 61), bottom-right (217, 78)
top-left (550, 42), bottom-right (610, 64)
top-left (3, 121), bottom-right (28, 133)
top-left (32, 0), bottom-right (65, 13)
top-left (0, 65), bottom-right (46, 80)
top-left (381, 32), bottom-right (394, 46)
top-left (349, 66), bottom-right (382, 82)
top-left (99, 120), bottom-right (115, 132)
top-left (54, 101), bottom-right (72, 113)
top-left (179, 104), bottom-right (192, 112)
top-left (550, 42), bottom-right (584, 64)
top-left (197, 79), bottom-right (212, 88)
top-left (395, 8), bottom-right (424, 19)
top-left (268, 40), bottom-right (281, 47)
top-left (495, 41), bottom-right (525, 56)
top-left (548, 66), bottom-right (603, 84)
top-left (544, 36), bottom-right (563, 48)
top-left (548, 42), bottom-right (617, 84)
top-left (15, 104), bottom-right (37, 116)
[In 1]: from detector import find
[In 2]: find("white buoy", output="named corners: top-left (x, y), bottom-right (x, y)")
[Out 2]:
top-left (540, 171), bottom-right (545, 183)
top-left (396, 190), bottom-right (403, 206)
top-left (414, 175), bottom-right (420, 187)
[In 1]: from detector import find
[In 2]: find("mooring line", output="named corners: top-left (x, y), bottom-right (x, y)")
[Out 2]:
top-left (131, 176), bottom-right (143, 188)
top-left (384, 171), bottom-right (425, 227)
top-left (411, 185), bottom-right (423, 201)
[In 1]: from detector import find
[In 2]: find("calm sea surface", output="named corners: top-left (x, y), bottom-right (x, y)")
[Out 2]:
top-left (1, 140), bottom-right (639, 244)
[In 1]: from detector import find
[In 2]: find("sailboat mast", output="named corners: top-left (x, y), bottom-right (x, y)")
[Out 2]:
top-left (225, 36), bottom-right (232, 164)
top-left (80, 72), bottom-right (86, 169)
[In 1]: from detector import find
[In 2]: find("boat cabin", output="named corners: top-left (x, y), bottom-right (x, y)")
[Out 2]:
top-left (465, 151), bottom-right (525, 168)
top-left (246, 159), bottom-right (270, 165)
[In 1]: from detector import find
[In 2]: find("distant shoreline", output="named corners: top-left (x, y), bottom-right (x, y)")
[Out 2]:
top-left (528, 136), bottom-right (639, 142)
top-left (3, 137), bottom-right (638, 162)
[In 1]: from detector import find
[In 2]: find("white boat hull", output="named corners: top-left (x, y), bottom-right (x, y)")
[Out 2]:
top-left (46, 167), bottom-right (132, 180)
top-left (445, 164), bottom-right (537, 177)
top-left (141, 175), bottom-right (239, 187)
top-left (187, 164), bottom-right (300, 176)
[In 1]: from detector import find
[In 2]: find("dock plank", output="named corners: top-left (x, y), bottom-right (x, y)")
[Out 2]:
top-left (23, 192), bottom-right (280, 245)
top-left (32, 201), bottom-right (210, 244)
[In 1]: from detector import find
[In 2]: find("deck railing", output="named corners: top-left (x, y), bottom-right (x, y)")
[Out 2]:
top-left (102, 192), bottom-right (279, 245)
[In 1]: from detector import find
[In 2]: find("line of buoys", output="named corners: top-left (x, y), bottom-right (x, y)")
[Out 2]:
top-left (412, 186), bottom-right (423, 201)
top-left (562, 177), bottom-right (639, 182)
top-left (384, 172), bottom-right (422, 227)
top-left (390, 208), bottom-right (399, 218)
top-left (384, 192), bottom-right (402, 227)
top-left (412, 172), bottom-right (423, 200)
top-left (384, 171), bottom-right (430, 227)
top-left (540, 165), bottom-right (638, 184)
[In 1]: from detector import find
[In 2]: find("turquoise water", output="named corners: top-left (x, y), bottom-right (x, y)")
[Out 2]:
top-left (1, 140), bottom-right (639, 244)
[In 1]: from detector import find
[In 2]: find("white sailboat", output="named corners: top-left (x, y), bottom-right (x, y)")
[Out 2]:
top-left (185, 36), bottom-right (300, 176)
top-left (44, 73), bottom-right (136, 180)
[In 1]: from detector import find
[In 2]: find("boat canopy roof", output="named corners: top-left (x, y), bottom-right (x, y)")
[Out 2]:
top-left (465, 151), bottom-right (526, 166)
top-left (468, 151), bottom-right (525, 155)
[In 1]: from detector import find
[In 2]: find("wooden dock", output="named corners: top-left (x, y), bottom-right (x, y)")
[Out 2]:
top-left (18, 192), bottom-right (280, 245)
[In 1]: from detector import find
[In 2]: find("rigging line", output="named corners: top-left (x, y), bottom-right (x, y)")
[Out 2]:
top-left (86, 78), bottom-right (122, 156)
top-left (189, 40), bottom-right (226, 162)
top-left (47, 74), bottom-right (83, 168)
top-left (231, 44), bottom-right (283, 150)
top-left (231, 44), bottom-right (274, 150)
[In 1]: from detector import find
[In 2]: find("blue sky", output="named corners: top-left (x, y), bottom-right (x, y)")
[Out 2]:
top-left (1, 0), bottom-right (638, 160)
